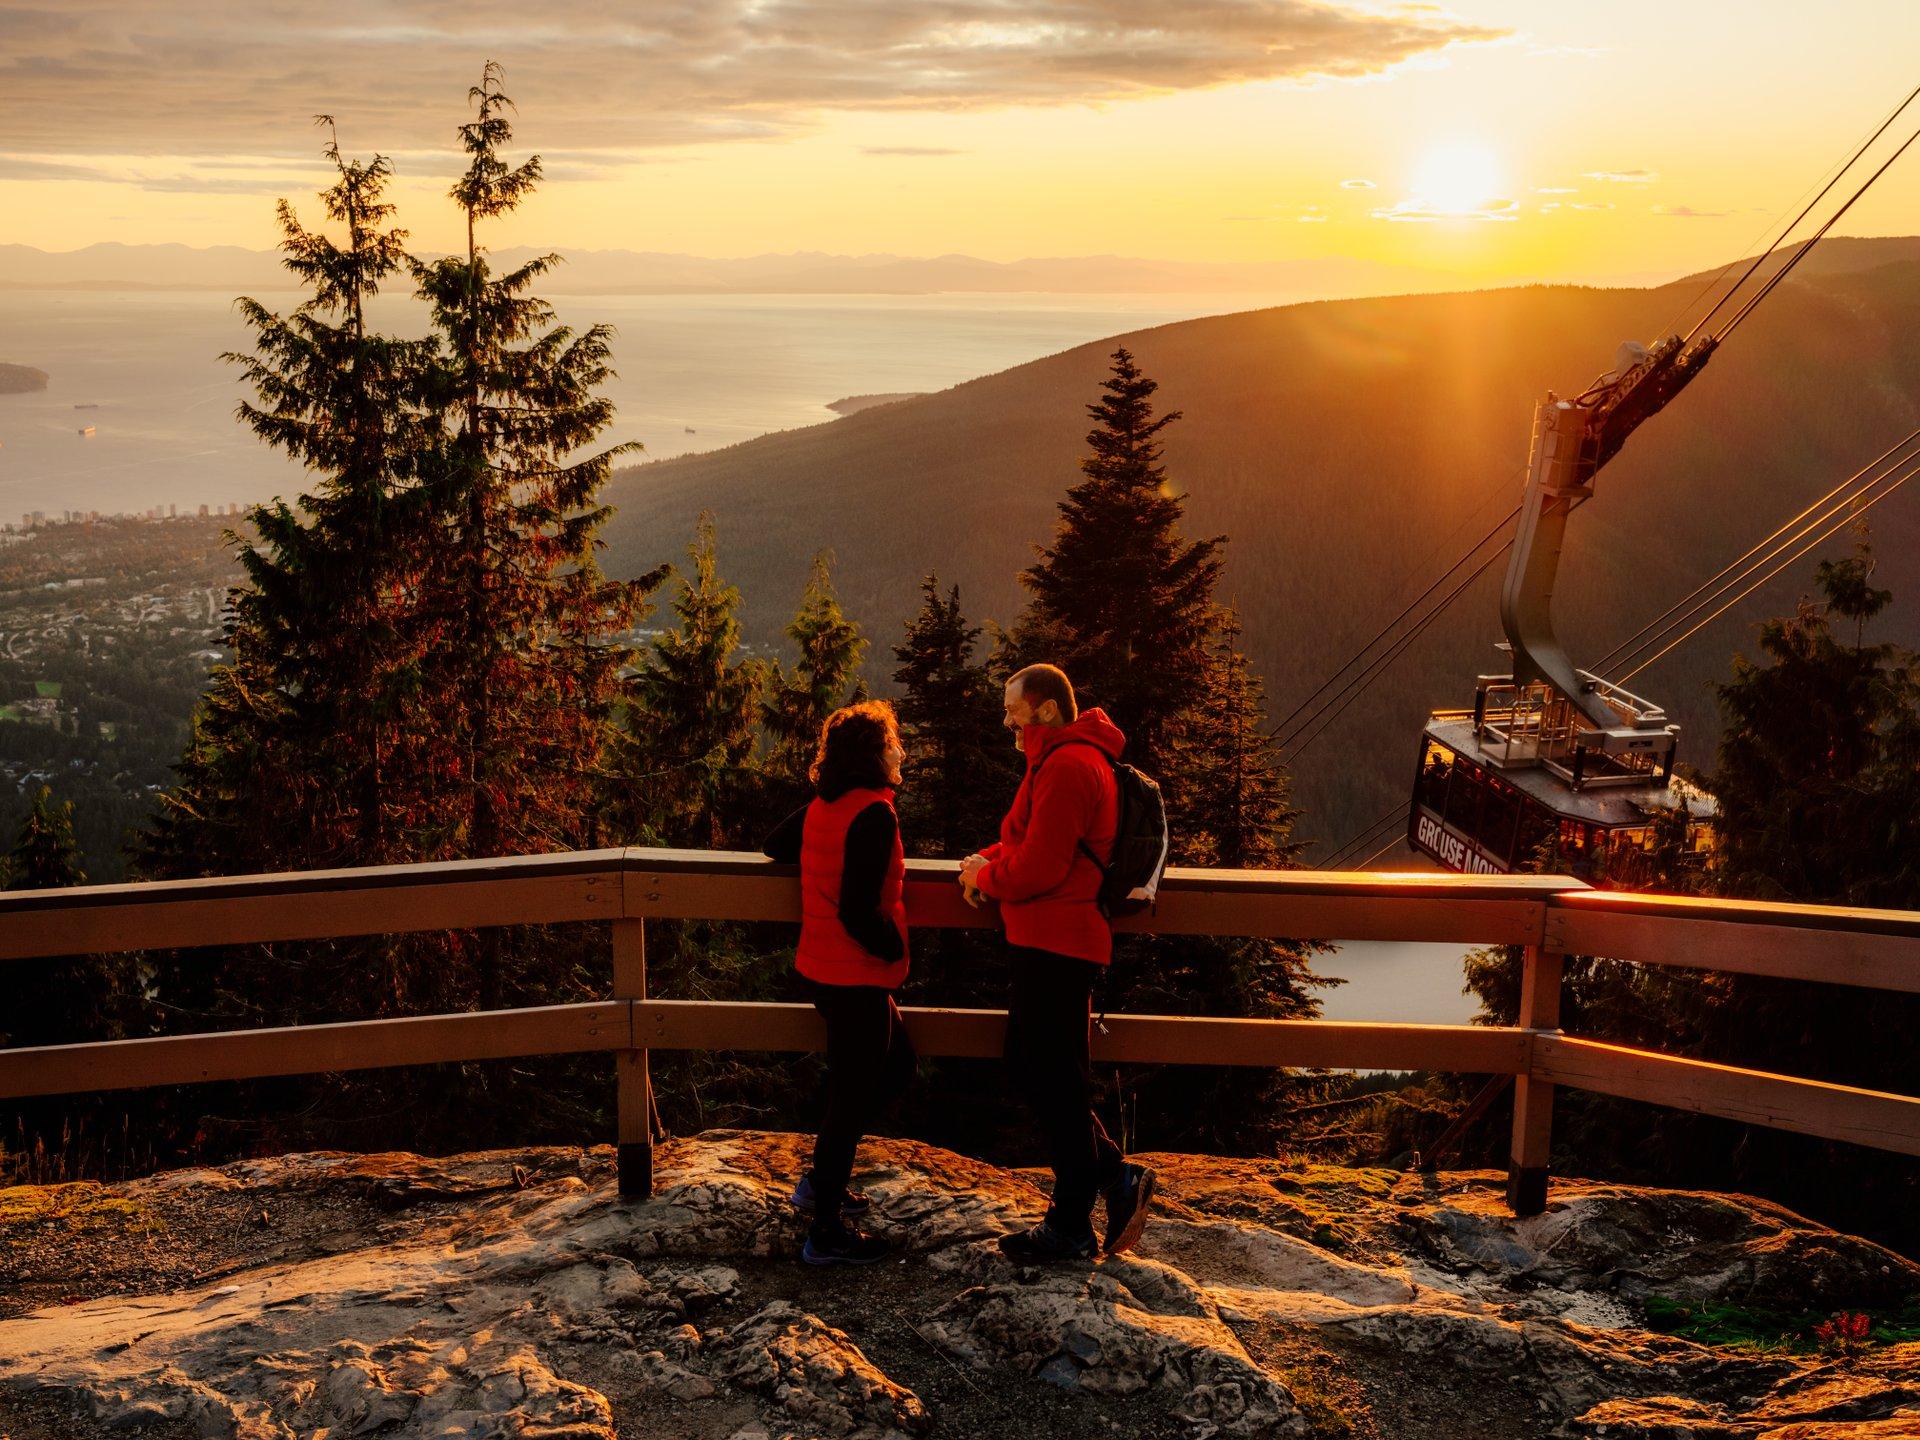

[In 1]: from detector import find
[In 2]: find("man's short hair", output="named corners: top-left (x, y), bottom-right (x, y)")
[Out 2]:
top-left (1010, 663), bottom-right (1077, 722)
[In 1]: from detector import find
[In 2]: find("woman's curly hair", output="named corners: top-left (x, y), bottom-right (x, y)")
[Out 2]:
top-left (810, 699), bottom-right (900, 799)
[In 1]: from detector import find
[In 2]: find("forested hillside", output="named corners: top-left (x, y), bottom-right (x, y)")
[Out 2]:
top-left (602, 238), bottom-right (1920, 850)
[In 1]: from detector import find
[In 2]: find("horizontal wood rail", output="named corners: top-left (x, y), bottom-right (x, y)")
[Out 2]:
top-left (1545, 890), bottom-right (1920, 993)
top-left (1531, 1035), bottom-right (1920, 1157)
top-left (1, 847), bottom-right (1916, 1215)
top-left (0, 1006), bottom-right (1527, 1100)
top-left (0, 1002), bottom-right (629, 1099)
top-left (0, 851), bottom-right (1582, 961)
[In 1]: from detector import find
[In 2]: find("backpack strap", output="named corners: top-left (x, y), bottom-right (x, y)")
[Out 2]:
top-left (1028, 739), bottom-right (1120, 876)
top-left (1077, 836), bottom-right (1111, 878)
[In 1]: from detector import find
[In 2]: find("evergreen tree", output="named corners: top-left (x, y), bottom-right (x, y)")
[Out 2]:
top-left (760, 551), bottom-right (867, 803)
top-left (135, 80), bottom-right (660, 1156)
top-left (8, 785), bottom-right (88, 895)
top-left (413, 62), bottom-right (659, 873)
top-left (1166, 613), bottom-right (1307, 871)
top-left (890, 576), bottom-right (1019, 860)
top-left (143, 120), bottom-right (432, 881)
top-left (617, 516), bottom-right (764, 849)
top-left (1002, 353), bottom-right (1321, 1152)
top-left (1010, 346), bottom-right (1224, 774)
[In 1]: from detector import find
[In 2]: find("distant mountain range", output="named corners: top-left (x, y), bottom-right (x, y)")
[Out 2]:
top-left (598, 237), bottom-right (1920, 853)
top-left (0, 241), bottom-right (1460, 298)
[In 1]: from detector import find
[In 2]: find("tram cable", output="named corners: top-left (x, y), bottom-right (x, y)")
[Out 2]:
top-left (1266, 503), bottom-right (1520, 743)
top-left (1617, 451), bottom-right (1920, 684)
top-left (1324, 814), bottom-right (1404, 870)
top-left (1317, 796), bottom-right (1408, 868)
top-left (1685, 82), bottom-right (1920, 343)
top-left (1713, 116), bottom-right (1920, 344)
top-left (1605, 428), bottom-right (1920, 674)
top-left (1593, 426), bottom-right (1920, 674)
top-left (1352, 832), bottom-right (1407, 871)
top-left (1319, 812), bottom-right (1403, 871)
top-left (1282, 539), bottom-right (1513, 761)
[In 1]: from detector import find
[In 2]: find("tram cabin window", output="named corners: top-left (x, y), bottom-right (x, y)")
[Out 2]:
top-left (1416, 739), bottom-right (1456, 814)
top-left (1478, 780), bottom-right (1522, 865)
top-left (1514, 805), bottom-right (1555, 868)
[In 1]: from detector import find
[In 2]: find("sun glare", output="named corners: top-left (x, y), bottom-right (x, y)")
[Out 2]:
top-left (1411, 141), bottom-right (1504, 216)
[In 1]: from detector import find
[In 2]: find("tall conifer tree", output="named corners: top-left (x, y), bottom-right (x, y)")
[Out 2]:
top-left (144, 122), bottom-right (431, 881)
top-left (1006, 355), bottom-right (1327, 1152)
top-left (413, 63), bottom-right (658, 875)
top-left (1011, 346), bottom-right (1224, 773)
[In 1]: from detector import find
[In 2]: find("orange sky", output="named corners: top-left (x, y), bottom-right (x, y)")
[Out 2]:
top-left (4, 2), bottom-right (1919, 287)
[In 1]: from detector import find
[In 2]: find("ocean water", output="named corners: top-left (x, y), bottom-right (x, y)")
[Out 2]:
top-left (0, 288), bottom-right (1279, 522)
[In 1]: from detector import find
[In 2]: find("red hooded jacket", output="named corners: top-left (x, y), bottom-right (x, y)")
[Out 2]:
top-left (975, 708), bottom-right (1124, 965)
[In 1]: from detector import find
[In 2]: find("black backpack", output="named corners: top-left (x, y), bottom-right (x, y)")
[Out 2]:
top-left (1041, 741), bottom-right (1171, 918)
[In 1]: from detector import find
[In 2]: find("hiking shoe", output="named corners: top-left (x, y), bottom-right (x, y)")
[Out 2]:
top-left (789, 1174), bottom-right (871, 1217)
top-left (997, 1220), bottom-right (1098, 1264)
top-left (801, 1221), bottom-right (891, 1266)
top-left (1102, 1163), bottom-right (1156, 1257)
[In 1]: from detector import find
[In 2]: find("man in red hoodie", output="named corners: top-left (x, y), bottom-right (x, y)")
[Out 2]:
top-left (959, 664), bottom-right (1155, 1262)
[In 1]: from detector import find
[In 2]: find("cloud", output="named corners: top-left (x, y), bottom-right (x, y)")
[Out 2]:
top-left (1652, 203), bottom-right (1729, 218)
top-left (1570, 201), bottom-right (1614, 211)
top-left (1372, 196), bottom-right (1519, 223)
top-left (0, 155), bottom-right (114, 181)
top-left (0, 152), bottom-right (326, 193)
top-left (860, 146), bottom-right (966, 157)
top-left (0, 2), bottom-right (1507, 160)
top-left (1583, 168), bottom-right (1658, 184)
top-left (1534, 186), bottom-right (1576, 194)
top-left (1339, 177), bottom-right (1376, 189)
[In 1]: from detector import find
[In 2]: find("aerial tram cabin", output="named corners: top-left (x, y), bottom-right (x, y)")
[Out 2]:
top-left (1410, 675), bottom-right (1716, 882)
top-left (1408, 338), bottom-right (1719, 882)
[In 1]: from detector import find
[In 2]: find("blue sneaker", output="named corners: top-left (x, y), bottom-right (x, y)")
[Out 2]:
top-left (789, 1174), bottom-right (871, 1218)
top-left (801, 1220), bottom-right (891, 1265)
top-left (997, 1220), bottom-right (1098, 1263)
top-left (1102, 1163), bottom-right (1156, 1257)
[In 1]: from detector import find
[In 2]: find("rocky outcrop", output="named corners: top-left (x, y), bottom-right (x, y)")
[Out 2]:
top-left (0, 1132), bottom-right (1914, 1440)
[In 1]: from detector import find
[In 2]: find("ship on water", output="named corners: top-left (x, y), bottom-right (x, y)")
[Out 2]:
top-left (78, 425), bottom-right (96, 437)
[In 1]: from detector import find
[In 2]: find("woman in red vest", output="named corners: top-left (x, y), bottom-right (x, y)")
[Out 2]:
top-left (762, 700), bottom-right (915, 1264)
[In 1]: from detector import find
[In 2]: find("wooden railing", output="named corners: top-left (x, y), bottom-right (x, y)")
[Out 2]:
top-left (0, 849), bottom-right (1916, 1213)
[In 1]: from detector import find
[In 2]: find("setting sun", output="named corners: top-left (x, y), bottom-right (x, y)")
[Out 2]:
top-left (1411, 140), bottom-right (1506, 216)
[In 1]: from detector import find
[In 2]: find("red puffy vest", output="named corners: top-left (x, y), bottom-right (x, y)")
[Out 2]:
top-left (797, 787), bottom-right (910, 988)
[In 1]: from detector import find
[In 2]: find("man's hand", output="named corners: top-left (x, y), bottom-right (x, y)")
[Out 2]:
top-left (958, 853), bottom-right (989, 908)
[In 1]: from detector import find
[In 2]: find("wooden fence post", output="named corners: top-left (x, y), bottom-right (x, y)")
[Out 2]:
top-left (613, 918), bottom-right (654, 1199)
top-left (1507, 943), bottom-right (1563, 1217)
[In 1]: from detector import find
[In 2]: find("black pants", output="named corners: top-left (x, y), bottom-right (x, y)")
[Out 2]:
top-left (1004, 944), bottom-right (1125, 1235)
top-left (803, 978), bottom-right (916, 1229)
